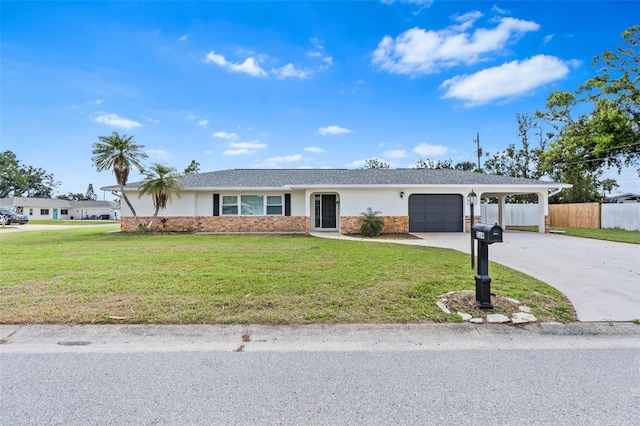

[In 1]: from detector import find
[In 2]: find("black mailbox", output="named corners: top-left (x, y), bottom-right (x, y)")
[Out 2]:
top-left (471, 223), bottom-right (503, 309)
top-left (472, 223), bottom-right (503, 244)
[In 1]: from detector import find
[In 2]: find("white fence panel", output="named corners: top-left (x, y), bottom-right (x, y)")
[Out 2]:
top-left (480, 204), bottom-right (539, 226)
top-left (601, 203), bottom-right (640, 231)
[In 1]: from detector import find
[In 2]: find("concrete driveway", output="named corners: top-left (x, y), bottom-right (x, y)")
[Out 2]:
top-left (314, 231), bottom-right (640, 322)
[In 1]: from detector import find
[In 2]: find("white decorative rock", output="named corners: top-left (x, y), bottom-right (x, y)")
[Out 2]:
top-left (519, 306), bottom-right (532, 313)
top-left (503, 297), bottom-right (521, 304)
top-left (512, 312), bottom-right (537, 323)
top-left (469, 318), bottom-right (484, 323)
top-left (457, 312), bottom-right (472, 321)
top-left (486, 314), bottom-right (511, 323)
top-left (436, 301), bottom-right (451, 314)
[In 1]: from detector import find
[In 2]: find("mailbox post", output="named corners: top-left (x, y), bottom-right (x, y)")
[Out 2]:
top-left (471, 223), bottom-right (503, 309)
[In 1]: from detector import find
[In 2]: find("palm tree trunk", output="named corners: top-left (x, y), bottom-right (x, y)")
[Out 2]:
top-left (146, 206), bottom-right (160, 230)
top-left (119, 184), bottom-right (142, 227)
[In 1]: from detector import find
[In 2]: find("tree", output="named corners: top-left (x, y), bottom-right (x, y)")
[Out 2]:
top-left (57, 193), bottom-right (88, 201)
top-left (361, 158), bottom-right (390, 169)
top-left (537, 26), bottom-right (640, 178)
top-left (453, 161), bottom-right (477, 171)
top-left (359, 207), bottom-right (384, 237)
top-left (184, 160), bottom-right (200, 175)
top-left (600, 178), bottom-right (619, 201)
top-left (92, 132), bottom-right (148, 227)
top-left (85, 184), bottom-right (97, 201)
top-left (0, 150), bottom-right (60, 198)
top-left (413, 159), bottom-right (453, 169)
top-left (138, 163), bottom-right (182, 230)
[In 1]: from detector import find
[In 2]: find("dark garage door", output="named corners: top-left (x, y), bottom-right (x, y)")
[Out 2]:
top-left (409, 194), bottom-right (463, 232)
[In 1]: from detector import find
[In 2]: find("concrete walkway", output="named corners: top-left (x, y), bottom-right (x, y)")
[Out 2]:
top-left (312, 231), bottom-right (640, 322)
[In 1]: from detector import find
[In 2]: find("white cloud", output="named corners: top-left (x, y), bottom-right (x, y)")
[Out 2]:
top-left (143, 116), bottom-right (160, 123)
top-left (198, 120), bottom-right (208, 127)
top-left (86, 99), bottom-right (103, 105)
top-left (146, 148), bottom-right (169, 158)
top-left (543, 34), bottom-right (555, 45)
top-left (204, 51), bottom-right (267, 77)
top-left (224, 149), bottom-right (252, 156)
top-left (272, 63), bottom-right (312, 79)
top-left (372, 16), bottom-right (540, 75)
top-left (93, 113), bottom-right (142, 129)
top-left (383, 149), bottom-right (408, 159)
top-left (381, 0), bottom-right (434, 6)
top-left (179, 34), bottom-right (189, 41)
top-left (413, 143), bottom-right (449, 157)
top-left (344, 159), bottom-right (367, 168)
top-left (304, 146), bottom-right (326, 153)
top-left (439, 54), bottom-right (571, 106)
top-left (317, 125), bottom-right (352, 135)
top-left (229, 141), bottom-right (267, 150)
top-left (212, 131), bottom-right (239, 140)
top-left (256, 154), bottom-right (307, 167)
top-left (223, 141), bottom-right (267, 156)
top-left (492, 5), bottom-right (510, 14)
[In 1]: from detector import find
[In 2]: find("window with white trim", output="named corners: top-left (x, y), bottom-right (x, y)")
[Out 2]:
top-left (220, 195), bottom-right (284, 216)
top-left (222, 196), bottom-right (238, 215)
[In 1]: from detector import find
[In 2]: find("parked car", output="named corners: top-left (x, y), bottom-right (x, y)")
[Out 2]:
top-left (0, 208), bottom-right (29, 225)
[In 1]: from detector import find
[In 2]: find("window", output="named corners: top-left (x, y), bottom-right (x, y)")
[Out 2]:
top-left (266, 196), bottom-right (283, 215)
top-left (40, 209), bottom-right (49, 215)
top-left (241, 195), bottom-right (264, 215)
top-left (61, 209), bottom-right (69, 215)
top-left (222, 196), bottom-right (238, 215)
top-left (220, 195), bottom-right (283, 216)
top-left (29, 209), bottom-right (33, 216)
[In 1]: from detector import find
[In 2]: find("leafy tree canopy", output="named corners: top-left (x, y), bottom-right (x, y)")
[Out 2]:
top-left (0, 150), bottom-right (60, 198)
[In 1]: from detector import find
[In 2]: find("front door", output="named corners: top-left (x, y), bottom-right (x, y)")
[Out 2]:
top-left (314, 194), bottom-right (337, 229)
top-left (53, 208), bottom-right (58, 220)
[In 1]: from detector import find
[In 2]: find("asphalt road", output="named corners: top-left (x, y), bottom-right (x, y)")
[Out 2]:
top-left (1, 324), bottom-right (639, 425)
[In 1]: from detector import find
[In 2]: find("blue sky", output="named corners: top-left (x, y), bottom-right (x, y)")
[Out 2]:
top-left (2, 0), bottom-right (639, 197)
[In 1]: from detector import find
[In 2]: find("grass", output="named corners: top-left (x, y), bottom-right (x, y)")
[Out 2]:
top-left (551, 227), bottom-right (640, 245)
top-left (26, 220), bottom-right (119, 226)
top-left (0, 228), bottom-right (576, 324)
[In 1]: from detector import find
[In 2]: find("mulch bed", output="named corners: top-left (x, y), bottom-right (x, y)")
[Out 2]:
top-left (439, 290), bottom-right (524, 319)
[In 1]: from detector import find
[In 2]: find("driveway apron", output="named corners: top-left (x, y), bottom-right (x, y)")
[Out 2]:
top-left (314, 232), bottom-right (640, 322)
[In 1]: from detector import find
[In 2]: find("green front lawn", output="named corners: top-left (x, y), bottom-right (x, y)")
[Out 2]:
top-left (26, 220), bottom-right (119, 225)
top-left (552, 227), bottom-right (640, 244)
top-left (0, 228), bottom-right (576, 324)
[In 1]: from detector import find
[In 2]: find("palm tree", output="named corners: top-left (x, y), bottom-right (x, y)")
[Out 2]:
top-left (92, 132), bottom-right (148, 227)
top-left (138, 163), bottom-right (182, 229)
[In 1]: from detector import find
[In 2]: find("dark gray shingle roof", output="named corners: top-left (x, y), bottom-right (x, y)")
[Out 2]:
top-left (105, 169), bottom-right (565, 190)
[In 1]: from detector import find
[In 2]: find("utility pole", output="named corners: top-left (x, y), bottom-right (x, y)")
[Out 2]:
top-left (475, 132), bottom-right (482, 170)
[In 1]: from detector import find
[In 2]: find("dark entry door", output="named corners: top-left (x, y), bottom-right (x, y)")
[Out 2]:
top-left (408, 194), bottom-right (463, 232)
top-left (315, 194), bottom-right (337, 229)
top-left (321, 194), bottom-right (337, 228)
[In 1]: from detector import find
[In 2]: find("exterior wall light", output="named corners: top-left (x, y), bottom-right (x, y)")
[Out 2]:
top-left (400, 191), bottom-right (405, 199)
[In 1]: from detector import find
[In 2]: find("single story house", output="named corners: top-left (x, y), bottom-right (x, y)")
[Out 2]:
top-left (604, 192), bottom-right (640, 203)
top-left (102, 168), bottom-right (570, 234)
top-left (0, 197), bottom-right (119, 220)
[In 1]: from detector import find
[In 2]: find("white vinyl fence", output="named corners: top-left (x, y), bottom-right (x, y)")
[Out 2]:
top-left (481, 203), bottom-right (640, 231)
top-left (601, 203), bottom-right (640, 231)
top-left (481, 204), bottom-right (538, 227)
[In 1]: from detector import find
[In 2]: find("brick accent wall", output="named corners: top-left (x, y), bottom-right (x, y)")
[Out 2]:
top-left (340, 216), bottom-right (409, 234)
top-left (120, 216), bottom-right (309, 233)
top-left (464, 215), bottom-right (482, 233)
top-left (545, 214), bottom-right (550, 233)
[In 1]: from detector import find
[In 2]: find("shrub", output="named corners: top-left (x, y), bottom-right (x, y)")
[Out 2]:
top-left (360, 207), bottom-right (384, 237)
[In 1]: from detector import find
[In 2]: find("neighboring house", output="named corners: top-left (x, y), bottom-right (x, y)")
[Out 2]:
top-left (102, 169), bottom-right (570, 234)
top-left (603, 193), bottom-right (640, 203)
top-left (0, 197), bottom-right (119, 220)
